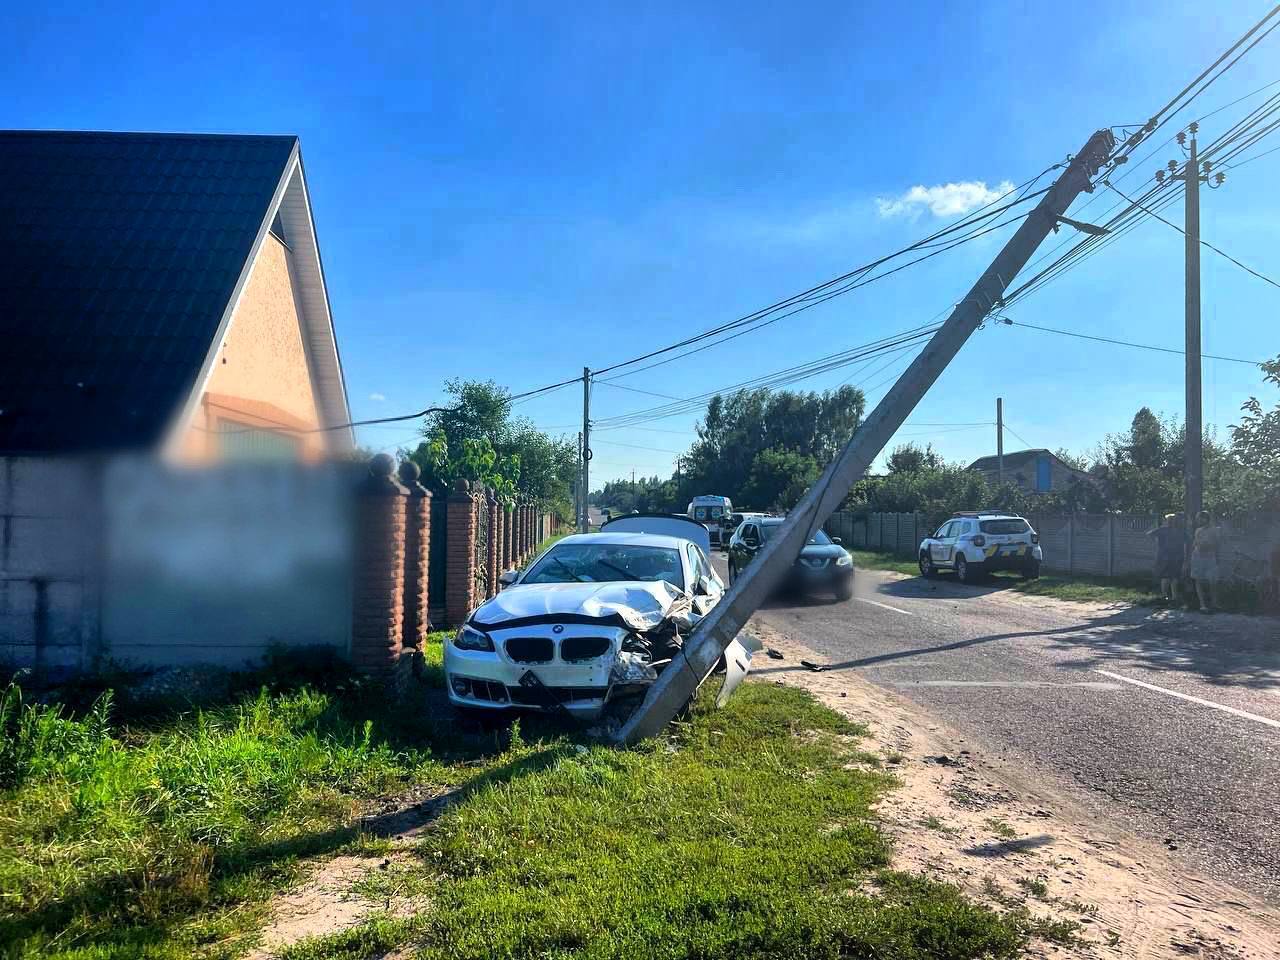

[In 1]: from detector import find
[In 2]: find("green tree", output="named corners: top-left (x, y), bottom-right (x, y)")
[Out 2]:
top-left (886, 442), bottom-right (943, 475)
top-left (406, 379), bottom-right (577, 520)
top-left (1227, 356), bottom-right (1280, 512)
top-left (742, 447), bottom-right (821, 511)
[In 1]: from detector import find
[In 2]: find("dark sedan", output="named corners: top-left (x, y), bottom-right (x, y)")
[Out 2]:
top-left (726, 517), bottom-right (854, 600)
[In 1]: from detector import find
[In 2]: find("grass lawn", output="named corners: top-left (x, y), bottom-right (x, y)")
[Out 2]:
top-left (2, 639), bottom-right (1063, 960)
top-left (850, 548), bottom-right (1157, 606)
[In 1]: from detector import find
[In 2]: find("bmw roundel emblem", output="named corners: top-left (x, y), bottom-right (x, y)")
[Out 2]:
top-left (552, 624), bottom-right (565, 634)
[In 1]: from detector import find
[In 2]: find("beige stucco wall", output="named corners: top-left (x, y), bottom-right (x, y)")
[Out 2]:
top-left (182, 235), bottom-right (326, 460)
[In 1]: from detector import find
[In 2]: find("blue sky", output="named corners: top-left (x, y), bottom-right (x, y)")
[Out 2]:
top-left (5, 1), bottom-right (1278, 484)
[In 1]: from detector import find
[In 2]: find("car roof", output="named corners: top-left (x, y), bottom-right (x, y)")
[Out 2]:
top-left (552, 532), bottom-right (693, 551)
top-left (951, 512), bottom-right (1026, 520)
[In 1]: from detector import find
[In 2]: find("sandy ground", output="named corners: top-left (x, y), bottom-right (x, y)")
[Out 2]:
top-left (748, 615), bottom-right (1280, 960)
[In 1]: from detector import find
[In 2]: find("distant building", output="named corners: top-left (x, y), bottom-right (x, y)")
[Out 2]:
top-left (967, 448), bottom-right (1092, 495)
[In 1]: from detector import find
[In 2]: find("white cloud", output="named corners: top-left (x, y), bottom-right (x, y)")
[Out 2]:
top-left (369, 392), bottom-right (387, 402)
top-left (876, 180), bottom-right (1015, 219)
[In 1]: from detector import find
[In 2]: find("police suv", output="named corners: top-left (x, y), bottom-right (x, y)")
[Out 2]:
top-left (917, 511), bottom-right (1042, 583)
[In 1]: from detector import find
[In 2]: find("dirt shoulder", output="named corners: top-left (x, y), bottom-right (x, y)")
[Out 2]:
top-left (747, 616), bottom-right (1280, 960)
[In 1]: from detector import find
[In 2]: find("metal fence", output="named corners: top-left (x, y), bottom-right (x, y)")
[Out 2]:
top-left (825, 509), bottom-right (1280, 583)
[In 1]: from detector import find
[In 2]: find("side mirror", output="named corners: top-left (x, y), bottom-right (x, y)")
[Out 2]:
top-left (498, 569), bottom-right (520, 589)
top-left (831, 536), bottom-right (842, 545)
top-left (695, 575), bottom-right (713, 596)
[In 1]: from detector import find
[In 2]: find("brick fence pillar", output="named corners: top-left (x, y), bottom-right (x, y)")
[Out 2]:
top-left (351, 454), bottom-right (408, 674)
top-left (397, 460), bottom-right (432, 648)
top-left (484, 489), bottom-right (500, 599)
top-left (502, 503), bottom-right (514, 571)
top-left (521, 502), bottom-right (531, 560)
top-left (445, 480), bottom-right (479, 626)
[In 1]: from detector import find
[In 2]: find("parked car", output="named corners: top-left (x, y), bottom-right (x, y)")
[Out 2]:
top-left (445, 520), bottom-right (758, 718)
top-left (726, 516), bottom-right (855, 601)
top-left (917, 511), bottom-right (1042, 583)
top-left (720, 511), bottom-right (771, 551)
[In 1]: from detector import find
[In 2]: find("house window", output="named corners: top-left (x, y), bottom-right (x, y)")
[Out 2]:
top-left (217, 420), bottom-right (301, 460)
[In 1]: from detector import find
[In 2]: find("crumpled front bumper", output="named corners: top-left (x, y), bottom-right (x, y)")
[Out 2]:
top-left (444, 623), bottom-right (627, 717)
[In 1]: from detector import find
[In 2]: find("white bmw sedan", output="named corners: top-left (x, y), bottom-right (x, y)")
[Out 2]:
top-left (444, 526), bottom-right (739, 719)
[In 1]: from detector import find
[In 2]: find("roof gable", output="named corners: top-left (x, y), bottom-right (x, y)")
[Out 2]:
top-left (0, 131), bottom-right (311, 453)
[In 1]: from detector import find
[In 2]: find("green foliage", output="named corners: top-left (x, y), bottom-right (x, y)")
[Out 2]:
top-left (886, 442), bottom-right (944, 475)
top-left (1228, 356), bottom-right (1280, 511)
top-left (742, 446), bottom-right (821, 511)
top-left (0, 664), bottom-right (458, 959)
top-left (406, 379), bottom-right (577, 517)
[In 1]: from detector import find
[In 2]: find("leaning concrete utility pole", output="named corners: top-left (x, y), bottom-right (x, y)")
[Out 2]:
top-left (580, 367), bottom-right (592, 533)
top-left (614, 128), bottom-right (1116, 746)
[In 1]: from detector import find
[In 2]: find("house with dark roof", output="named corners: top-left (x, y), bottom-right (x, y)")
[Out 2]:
top-left (1, 132), bottom-right (360, 673)
top-left (966, 448), bottom-right (1093, 495)
top-left (0, 131), bottom-right (351, 459)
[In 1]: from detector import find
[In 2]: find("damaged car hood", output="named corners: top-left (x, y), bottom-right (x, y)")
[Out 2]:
top-left (470, 580), bottom-right (692, 633)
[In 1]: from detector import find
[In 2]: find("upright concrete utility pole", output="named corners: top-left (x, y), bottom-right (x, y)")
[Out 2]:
top-left (996, 397), bottom-right (1005, 484)
top-left (615, 128), bottom-right (1116, 746)
top-left (581, 368), bottom-right (592, 533)
top-left (1182, 127), bottom-right (1203, 528)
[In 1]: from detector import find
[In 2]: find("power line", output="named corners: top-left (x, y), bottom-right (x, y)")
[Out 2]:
top-left (1103, 181), bottom-right (1280, 290)
top-left (1002, 423), bottom-right (1038, 451)
top-left (997, 317), bottom-right (1264, 365)
top-left (588, 173), bottom-right (1058, 381)
top-left (591, 438), bottom-right (687, 455)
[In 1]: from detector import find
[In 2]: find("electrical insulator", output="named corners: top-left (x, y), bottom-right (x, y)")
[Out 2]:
top-left (1154, 169), bottom-right (1166, 183)
top-left (1215, 172), bottom-right (1226, 185)
top-left (1189, 121), bottom-right (1199, 135)
top-left (1167, 159), bottom-right (1178, 172)
top-left (1176, 131), bottom-right (1187, 146)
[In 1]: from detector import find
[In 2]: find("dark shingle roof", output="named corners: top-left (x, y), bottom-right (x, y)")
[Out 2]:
top-left (0, 131), bottom-right (297, 453)
top-left (967, 449), bottom-right (1052, 473)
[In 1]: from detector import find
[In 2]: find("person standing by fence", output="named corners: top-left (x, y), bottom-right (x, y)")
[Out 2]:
top-left (1190, 510), bottom-right (1221, 613)
top-left (1149, 513), bottom-right (1184, 605)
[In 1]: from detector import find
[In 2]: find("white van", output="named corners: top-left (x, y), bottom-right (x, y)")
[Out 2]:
top-left (687, 495), bottom-right (733, 548)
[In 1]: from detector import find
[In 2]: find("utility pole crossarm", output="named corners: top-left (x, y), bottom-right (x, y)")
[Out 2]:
top-left (613, 128), bottom-right (1117, 746)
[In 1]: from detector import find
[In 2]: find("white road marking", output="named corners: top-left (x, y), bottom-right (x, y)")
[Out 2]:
top-left (1094, 669), bottom-right (1280, 730)
top-left (855, 596), bottom-right (915, 616)
top-left (891, 680), bottom-right (1121, 689)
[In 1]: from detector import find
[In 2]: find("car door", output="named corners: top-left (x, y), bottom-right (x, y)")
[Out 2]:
top-left (929, 521), bottom-right (954, 563)
top-left (736, 522), bottom-right (761, 568)
top-left (686, 543), bottom-right (722, 615)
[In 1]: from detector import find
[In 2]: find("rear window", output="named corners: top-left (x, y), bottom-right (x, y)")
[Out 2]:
top-left (980, 519), bottom-right (1030, 535)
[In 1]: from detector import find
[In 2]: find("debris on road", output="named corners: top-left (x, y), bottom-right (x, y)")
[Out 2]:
top-left (766, 647), bottom-right (785, 660)
top-left (800, 659), bottom-right (828, 672)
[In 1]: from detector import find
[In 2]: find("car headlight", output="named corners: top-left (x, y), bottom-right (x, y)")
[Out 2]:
top-left (453, 625), bottom-right (494, 652)
top-left (836, 552), bottom-right (852, 566)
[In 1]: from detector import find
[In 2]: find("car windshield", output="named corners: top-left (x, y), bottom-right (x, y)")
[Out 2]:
top-left (980, 519), bottom-right (1030, 535)
top-left (759, 523), bottom-right (831, 545)
top-left (523, 542), bottom-right (684, 589)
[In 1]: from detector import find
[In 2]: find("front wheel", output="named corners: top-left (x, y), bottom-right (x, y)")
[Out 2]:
top-left (835, 580), bottom-right (854, 601)
top-left (919, 552), bottom-right (936, 578)
top-left (955, 555), bottom-right (975, 584)
top-left (1022, 559), bottom-right (1041, 580)
top-left (728, 562), bottom-right (737, 585)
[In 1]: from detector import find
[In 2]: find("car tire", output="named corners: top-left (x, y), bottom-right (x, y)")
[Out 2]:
top-left (919, 552), bottom-right (936, 578)
top-left (728, 562), bottom-right (737, 585)
top-left (835, 580), bottom-right (854, 601)
top-left (1022, 559), bottom-right (1041, 580)
top-left (955, 554), bottom-right (976, 584)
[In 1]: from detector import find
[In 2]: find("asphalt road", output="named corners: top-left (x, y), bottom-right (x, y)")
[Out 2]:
top-left (712, 554), bottom-right (1280, 902)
